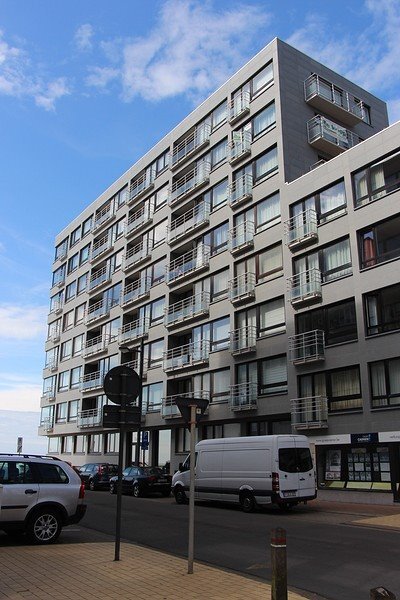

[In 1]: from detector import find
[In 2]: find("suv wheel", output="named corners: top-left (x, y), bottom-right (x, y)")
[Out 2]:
top-left (27, 509), bottom-right (62, 545)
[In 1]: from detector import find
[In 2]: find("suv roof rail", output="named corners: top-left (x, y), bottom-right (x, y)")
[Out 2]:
top-left (0, 453), bottom-right (62, 461)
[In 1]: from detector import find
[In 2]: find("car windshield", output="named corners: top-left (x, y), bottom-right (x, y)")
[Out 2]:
top-left (142, 467), bottom-right (163, 475)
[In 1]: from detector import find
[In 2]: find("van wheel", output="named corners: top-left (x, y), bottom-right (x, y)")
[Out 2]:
top-left (241, 492), bottom-right (256, 513)
top-left (174, 486), bottom-right (188, 505)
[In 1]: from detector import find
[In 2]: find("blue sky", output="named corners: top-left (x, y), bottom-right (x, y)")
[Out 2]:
top-left (1, 0), bottom-right (399, 452)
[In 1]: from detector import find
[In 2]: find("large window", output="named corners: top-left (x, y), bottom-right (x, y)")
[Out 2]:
top-left (106, 432), bottom-right (120, 453)
top-left (260, 355), bottom-right (287, 395)
top-left (211, 369), bottom-right (230, 402)
top-left (89, 434), bottom-right (102, 454)
top-left (364, 283), bottom-right (400, 336)
top-left (192, 317), bottom-right (230, 353)
top-left (358, 215), bottom-right (400, 269)
top-left (234, 145), bottom-right (278, 186)
top-left (299, 366), bottom-right (362, 412)
top-left (257, 243), bottom-right (283, 282)
top-left (296, 299), bottom-right (357, 345)
top-left (56, 402), bottom-right (67, 423)
top-left (353, 150), bottom-right (400, 207)
top-left (294, 237), bottom-right (352, 283)
top-left (142, 382), bottom-right (163, 412)
top-left (235, 192), bottom-right (280, 235)
top-left (237, 296), bottom-right (285, 338)
top-left (204, 178), bottom-right (228, 211)
top-left (370, 357), bottom-right (400, 408)
top-left (290, 180), bottom-right (346, 225)
top-left (252, 62), bottom-right (273, 96)
top-left (203, 222), bottom-right (229, 255)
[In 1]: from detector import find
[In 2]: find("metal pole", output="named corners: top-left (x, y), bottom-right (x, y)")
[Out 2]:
top-left (271, 527), bottom-right (288, 600)
top-left (134, 337), bottom-right (145, 466)
top-left (114, 374), bottom-right (127, 562)
top-left (188, 403), bottom-right (196, 574)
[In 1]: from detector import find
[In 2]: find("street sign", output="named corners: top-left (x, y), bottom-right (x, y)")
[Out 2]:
top-left (174, 397), bottom-right (209, 431)
top-left (17, 437), bottom-right (23, 454)
top-left (102, 404), bottom-right (141, 428)
top-left (141, 431), bottom-right (149, 450)
top-left (103, 365), bottom-right (141, 405)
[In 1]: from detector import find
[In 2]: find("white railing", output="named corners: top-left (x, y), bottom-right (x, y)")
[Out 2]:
top-left (171, 123), bottom-right (211, 168)
top-left (229, 221), bottom-right (255, 253)
top-left (78, 408), bottom-right (102, 428)
top-left (89, 265), bottom-right (111, 291)
top-left (165, 291), bottom-right (210, 327)
top-left (118, 318), bottom-right (149, 345)
top-left (82, 335), bottom-right (110, 358)
top-left (52, 273), bottom-right (65, 288)
top-left (44, 359), bottom-right (58, 372)
top-left (168, 201), bottom-right (210, 243)
top-left (163, 340), bottom-right (210, 371)
top-left (291, 396), bottom-right (328, 430)
top-left (85, 298), bottom-right (111, 324)
top-left (285, 209), bottom-right (318, 248)
top-left (93, 202), bottom-right (114, 231)
top-left (121, 277), bottom-right (151, 307)
top-left (123, 241), bottom-right (153, 271)
top-left (229, 382), bottom-right (258, 411)
top-left (80, 371), bottom-right (104, 392)
top-left (288, 269), bottom-right (322, 305)
top-left (230, 326), bottom-right (257, 354)
top-left (41, 388), bottom-right (56, 401)
top-left (125, 202), bottom-right (154, 237)
top-left (161, 391), bottom-right (210, 419)
top-left (229, 130), bottom-right (252, 163)
top-left (50, 300), bottom-right (63, 315)
top-left (54, 242), bottom-right (68, 263)
top-left (304, 74), bottom-right (368, 121)
top-left (91, 232), bottom-right (113, 261)
top-left (229, 272), bottom-right (256, 303)
top-left (169, 162), bottom-right (211, 206)
top-left (307, 115), bottom-right (361, 152)
top-left (229, 90), bottom-right (251, 123)
top-left (228, 174), bottom-right (253, 207)
top-left (40, 417), bottom-right (54, 432)
top-left (129, 168), bottom-right (156, 203)
top-left (166, 245), bottom-right (210, 284)
top-left (288, 330), bottom-right (325, 364)
top-left (47, 326), bottom-right (61, 343)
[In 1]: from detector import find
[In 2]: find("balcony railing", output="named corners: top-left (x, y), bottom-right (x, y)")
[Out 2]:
top-left (161, 391), bottom-right (210, 419)
top-left (170, 123), bottom-right (211, 169)
top-left (47, 327), bottom-right (61, 343)
top-left (228, 174), bottom-right (253, 207)
top-left (291, 396), bottom-right (328, 430)
top-left (229, 130), bottom-right (252, 164)
top-left (165, 291), bottom-right (210, 327)
top-left (285, 209), bottom-right (318, 250)
top-left (229, 221), bottom-right (255, 254)
top-left (229, 272), bottom-right (256, 304)
top-left (50, 300), bottom-right (63, 315)
top-left (91, 233), bottom-right (114, 261)
top-left (121, 277), bottom-right (151, 308)
top-left (288, 330), bottom-right (325, 364)
top-left (307, 115), bottom-right (361, 157)
top-left (129, 168), bottom-right (156, 204)
top-left (125, 202), bottom-right (154, 237)
top-left (89, 266), bottom-right (111, 292)
top-left (54, 243), bottom-right (68, 263)
top-left (82, 334), bottom-right (110, 358)
top-left (85, 298), bottom-right (111, 325)
top-left (229, 382), bottom-right (258, 411)
top-left (41, 389), bottom-right (56, 402)
top-left (163, 340), bottom-right (210, 372)
top-left (118, 318), bottom-right (149, 345)
top-left (229, 90), bottom-right (251, 124)
top-left (230, 326), bottom-right (257, 355)
top-left (166, 245), bottom-right (210, 284)
top-left (168, 201), bottom-right (210, 244)
top-left (40, 417), bottom-right (54, 432)
top-left (44, 360), bottom-right (58, 373)
top-left (78, 408), bottom-right (103, 428)
top-left (122, 241), bottom-right (153, 272)
top-left (52, 275), bottom-right (65, 289)
top-left (80, 371), bottom-right (105, 392)
top-left (288, 269), bottom-right (322, 307)
top-left (304, 74), bottom-right (368, 126)
top-left (93, 203), bottom-right (114, 232)
top-left (169, 162), bottom-right (211, 206)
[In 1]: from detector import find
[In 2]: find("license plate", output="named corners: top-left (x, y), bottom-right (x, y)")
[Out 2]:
top-left (158, 478), bottom-right (166, 483)
top-left (282, 491), bottom-right (296, 498)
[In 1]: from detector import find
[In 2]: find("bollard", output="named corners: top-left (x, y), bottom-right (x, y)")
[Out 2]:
top-left (271, 528), bottom-right (288, 600)
top-left (370, 587), bottom-right (396, 599)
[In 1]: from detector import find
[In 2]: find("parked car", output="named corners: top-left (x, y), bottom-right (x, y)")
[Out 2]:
top-left (0, 453), bottom-right (86, 544)
top-left (109, 466), bottom-right (172, 497)
top-left (78, 463), bottom-right (118, 491)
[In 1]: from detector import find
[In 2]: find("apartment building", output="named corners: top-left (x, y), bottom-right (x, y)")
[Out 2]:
top-left (40, 37), bottom-right (400, 501)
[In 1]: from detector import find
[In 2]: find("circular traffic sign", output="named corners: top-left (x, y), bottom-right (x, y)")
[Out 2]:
top-left (103, 365), bottom-right (142, 405)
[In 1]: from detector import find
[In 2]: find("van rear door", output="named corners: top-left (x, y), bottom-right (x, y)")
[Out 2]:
top-left (277, 439), bottom-right (300, 500)
top-left (294, 441), bottom-right (315, 498)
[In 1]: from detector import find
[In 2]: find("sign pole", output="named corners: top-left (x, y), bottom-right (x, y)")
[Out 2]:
top-left (114, 374), bottom-right (127, 562)
top-left (188, 403), bottom-right (196, 574)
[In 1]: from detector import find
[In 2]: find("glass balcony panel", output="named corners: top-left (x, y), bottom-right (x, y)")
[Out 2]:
top-left (291, 396), bottom-right (328, 430)
top-left (285, 209), bottom-right (318, 249)
top-left (304, 74), bottom-right (367, 126)
top-left (168, 201), bottom-right (210, 243)
top-left (121, 277), bottom-right (151, 307)
top-left (83, 334), bottom-right (110, 358)
top-left (307, 115), bottom-right (361, 156)
top-left (229, 382), bottom-right (258, 411)
top-left (78, 408), bottom-right (102, 428)
top-left (169, 162), bottom-right (211, 206)
top-left (166, 245), bottom-right (210, 284)
top-left (288, 330), bottom-right (325, 364)
top-left (125, 202), bottom-right (154, 237)
top-left (91, 233), bottom-right (113, 261)
top-left (228, 272), bottom-right (256, 303)
top-left (230, 326), bottom-right (257, 354)
top-left (229, 130), bottom-right (252, 164)
top-left (288, 269), bottom-right (322, 306)
top-left (171, 123), bottom-right (211, 168)
top-left (129, 168), bottom-right (156, 203)
top-left (163, 341), bottom-right (210, 371)
top-left (229, 221), bottom-right (255, 253)
top-left (229, 91), bottom-right (251, 123)
top-left (165, 291), bottom-right (210, 326)
top-left (123, 241), bottom-right (153, 271)
top-left (80, 371), bottom-right (104, 392)
top-left (228, 174), bottom-right (253, 207)
top-left (89, 266), bottom-right (111, 292)
top-left (118, 317), bottom-right (149, 345)
top-left (93, 203), bottom-right (114, 231)
top-left (86, 298), bottom-right (111, 324)
top-left (161, 391), bottom-right (210, 419)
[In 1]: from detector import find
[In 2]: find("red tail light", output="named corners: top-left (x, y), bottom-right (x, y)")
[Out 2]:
top-left (148, 476), bottom-right (157, 483)
top-left (272, 472), bottom-right (280, 492)
top-left (79, 482), bottom-right (85, 499)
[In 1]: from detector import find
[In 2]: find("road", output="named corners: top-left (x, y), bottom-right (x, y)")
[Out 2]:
top-left (81, 491), bottom-right (400, 600)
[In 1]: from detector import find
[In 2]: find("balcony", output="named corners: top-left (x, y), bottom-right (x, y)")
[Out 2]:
top-left (49, 301), bottom-right (63, 316)
top-left (85, 298), bottom-right (111, 325)
top-left (129, 168), bottom-right (156, 204)
top-left (91, 233), bottom-right (114, 262)
top-left (307, 115), bottom-right (361, 157)
top-left (125, 202), bottom-right (154, 238)
top-left (80, 371), bottom-right (104, 392)
top-left (229, 130), bottom-right (251, 165)
top-left (89, 266), bottom-right (111, 293)
top-left (229, 382), bottom-right (258, 411)
top-left (82, 334), bottom-right (110, 358)
top-left (122, 241), bottom-right (153, 272)
top-left (229, 90), bottom-right (251, 124)
top-left (41, 389), bottom-right (56, 402)
top-left (229, 272), bottom-right (256, 304)
top-left (285, 209), bottom-right (318, 251)
top-left (288, 330), bottom-right (325, 364)
top-left (230, 326), bottom-right (257, 355)
top-left (291, 396), bottom-right (328, 430)
top-left (47, 327), bottom-right (61, 343)
top-left (54, 243), bottom-right (68, 264)
top-left (121, 277), bottom-right (151, 308)
top-left (40, 417), bottom-right (54, 432)
top-left (166, 245), bottom-right (210, 285)
top-left (43, 360), bottom-right (58, 374)
top-left (118, 318), bottom-right (149, 346)
top-left (169, 162), bottom-right (211, 207)
top-left (229, 221), bottom-right (255, 254)
top-left (93, 203), bottom-right (114, 232)
top-left (78, 408), bottom-right (103, 428)
top-left (170, 123), bottom-right (211, 170)
top-left (288, 269), bottom-right (322, 308)
top-left (163, 341), bottom-right (210, 372)
top-left (51, 275), bottom-right (65, 290)
top-left (165, 291), bottom-right (210, 328)
top-left (168, 201), bottom-right (210, 244)
top-left (304, 74), bottom-right (368, 126)
top-left (228, 174), bottom-right (253, 208)
top-left (161, 391), bottom-right (210, 419)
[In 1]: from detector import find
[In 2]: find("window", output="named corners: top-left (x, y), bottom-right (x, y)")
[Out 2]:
top-left (77, 272), bottom-right (88, 294)
top-left (294, 237), bottom-right (352, 283)
top-left (106, 432), bottom-right (120, 453)
top-left (63, 436), bottom-right (73, 454)
top-left (254, 192), bottom-right (280, 232)
top-left (52, 265), bottom-right (65, 286)
top-left (211, 269), bottom-right (229, 301)
top-left (72, 334), bottom-right (84, 356)
top-left (260, 355), bottom-right (287, 395)
top-left (211, 139), bottom-right (227, 168)
top-left (150, 297), bottom-right (165, 325)
top-left (291, 180), bottom-right (346, 225)
top-left (88, 434), bottom-right (102, 454)
top-left (149, 257), bottom-right (167, 285)
top-left (142, 382), bottom-right (163, 412)
top-left (45, 347), bottom-right (58, 369)
top-left (63, 309), bottom-right (74, 330)
top-left (50, 291), bottom-right (63, 313)
top-left (56, 401), bottom-right (67, 422)
top-left (175, 427), bottom-right (190, 453)
top-left (248, 102), bottom-right (276, 139)
top-left (68, 400), bottom-right (79, 422)
top-left (147, 339), bottom-right (164, 367)
top-left (257, 243), bottom-right (283, 282)
top-left (364, 283), bottom-right (400, 336)
top-left (211, 369), bottom-right (230, 403)
top-left (75, 303), bottom-right (86, 325)
top-left (254, 146), bottom-right (278, 182)
top-left (58, 372), bottom-right (69, 393)
top-left (299, 366), bottom-right (362, 412)
top-left (155, 185), bottom-right (168, 209)
top-left (370, 357), bottom-right (400, 408)
top-left (43, 375), bottom-right (56, 396)
top-left (211, 317), bottom-right (230, 351)
top-left (259, 297), bottom-right (285, 336)
top-left (75, 436), bottom-right (85, 453)
top-left (251, 62), bottom-right (273, 96)
top-left (156, 150), bottom-right (169, 175)
top-left (48, 437), bottom-right (60, 453)
top-left (60, 340), bottom-right (72, 361)
top-left (279, 447), bottom-right (313, 473)
top-left (358, 215), bottom-right (400, 269)
top-left (65, 280), bottom-right (76, 301)
top-left (296, 299), bottom-right (357, 345)
top-left (70, 227), bottom-right (81, 247)
top-left (80, 243), bottom-right (91, 265)
top-left (104, 282), bottom-right (122, 308)
top-left (353, 150), bottom-right (400, 207)
top-left (204, 178), bottom-right (228, 210)
top-left (204, 222), bottom-right (229, 255)
top-left (114, 185), bottom-right (128, 207)
top-left (70, 366), bottom-right (82, 389)
top-left (82, 216), bottom-right (92, 237)
top-left (152, 220), bottom-right (168, 246)
top-left (68, 253), bottom-right (79, 274)
top-left (201, 424), bottom-right (224, 439)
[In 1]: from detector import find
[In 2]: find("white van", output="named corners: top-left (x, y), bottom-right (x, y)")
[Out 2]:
top-left (172, 434), bottom-right (316, 511)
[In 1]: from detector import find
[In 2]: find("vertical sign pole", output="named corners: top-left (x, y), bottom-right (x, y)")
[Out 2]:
top-left (135, 337), bottom-right (145, 466)
top-left (188, 403), bottom-right (196, 574)
top-left (114, 374), bottom-right (126, 562)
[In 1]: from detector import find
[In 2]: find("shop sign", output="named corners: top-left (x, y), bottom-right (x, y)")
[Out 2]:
top-left (350, 432), bottom-right (378, 444)
top-left (379, 431), bottom-right (400, 442)
top-left (311, 434), bottom-right (350, 445)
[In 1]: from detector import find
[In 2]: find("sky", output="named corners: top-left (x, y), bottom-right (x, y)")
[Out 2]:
top-left (1, 0), bottom-right (400, 453)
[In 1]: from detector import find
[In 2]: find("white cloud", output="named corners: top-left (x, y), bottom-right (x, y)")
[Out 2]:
top-left (74, 24), bottom-right (94, 52)
top-left (86, 66), bottom-right (119, 89)
top-left (34, 77), bottom-right (71, 111)
top-left (0, 380), bottom-right (42, 412)
top-left (0, 304), bottom-right (47, 340)
top-left (0, 410), bottom-right (47, 453)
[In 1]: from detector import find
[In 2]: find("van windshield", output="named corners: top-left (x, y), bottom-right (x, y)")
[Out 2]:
top-left (279, 448), bottom-right (312, 473)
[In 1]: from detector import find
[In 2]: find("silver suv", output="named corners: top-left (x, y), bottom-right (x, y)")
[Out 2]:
top-left (0, 454), bottom-right (86, 544)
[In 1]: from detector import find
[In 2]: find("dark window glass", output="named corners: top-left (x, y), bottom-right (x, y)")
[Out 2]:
top-left (36, 463), bottom-right (69, 484)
